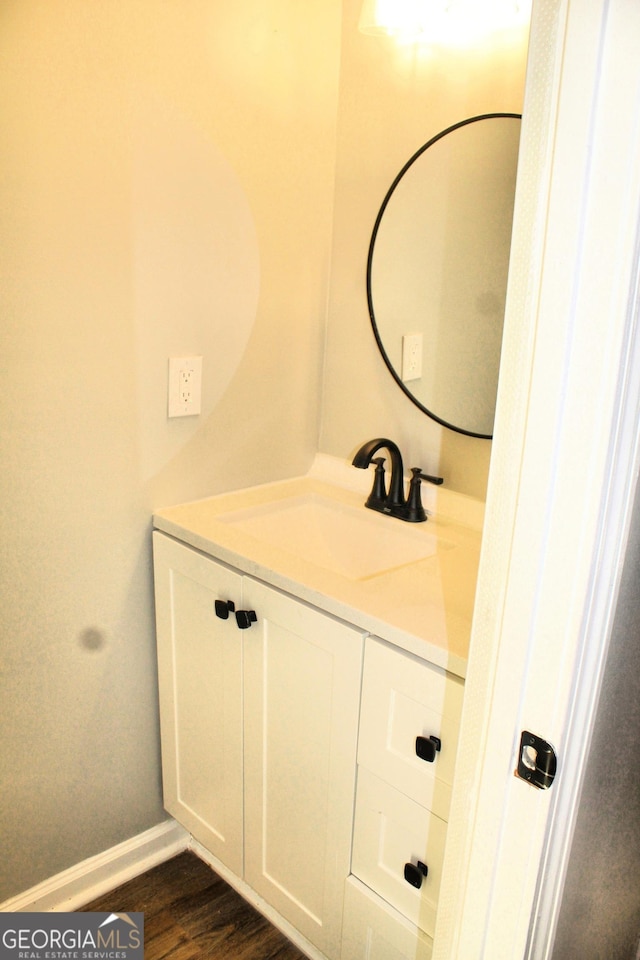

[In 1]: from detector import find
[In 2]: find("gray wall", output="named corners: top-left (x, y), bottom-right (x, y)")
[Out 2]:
top-left (551, 472), bottom-right (640, 960)
top-left (0, 0), bottom-right (340, 902)
top-left (319, 0), bottom-right (528, 499)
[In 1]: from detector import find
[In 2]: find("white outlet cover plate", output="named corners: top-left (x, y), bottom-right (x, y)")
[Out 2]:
top-left (168, 356), bottom-right (202, 417)
top-left (402, 333), bottom-right (423, 382)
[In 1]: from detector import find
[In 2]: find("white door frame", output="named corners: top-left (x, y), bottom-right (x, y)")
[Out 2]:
top-left (434, 1), bottom-right (640, 957)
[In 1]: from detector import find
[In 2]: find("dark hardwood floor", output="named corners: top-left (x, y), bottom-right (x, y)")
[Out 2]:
top-left (81, 851), bottom-right (307, 960)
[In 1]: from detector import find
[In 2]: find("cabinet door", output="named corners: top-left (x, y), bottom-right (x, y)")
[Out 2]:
top-left (153, 533), bottom-right (243, 874)
top-left (242, 578), bottom-right (363, 959)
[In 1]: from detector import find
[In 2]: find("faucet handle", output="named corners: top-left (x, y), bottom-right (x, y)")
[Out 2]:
top-left (365, 456), bottom-right (388, 509)
top-left (404, 468), bottom-right (444, 523)
top-left (414, 469), bottom-right (443, 486)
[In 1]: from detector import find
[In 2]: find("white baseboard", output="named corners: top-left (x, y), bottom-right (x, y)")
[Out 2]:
top-left (0, 819), bottom-right (190, 913)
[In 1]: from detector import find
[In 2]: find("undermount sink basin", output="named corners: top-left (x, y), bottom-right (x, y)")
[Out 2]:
top-left (217, 492), bottom-right (450, 580)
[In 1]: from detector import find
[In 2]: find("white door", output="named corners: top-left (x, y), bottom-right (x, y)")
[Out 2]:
top-left (434, 2), bottom-right (640, 958)
top-left (153, 533), bottom-right (244, 875)
top-left (242, 577), bottom-right (363, 959)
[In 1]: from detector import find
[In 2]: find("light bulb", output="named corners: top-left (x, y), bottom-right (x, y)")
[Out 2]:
top-left (358, 0), bottom-right (531, 44)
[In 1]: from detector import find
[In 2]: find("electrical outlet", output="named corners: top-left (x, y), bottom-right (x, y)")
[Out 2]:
top-left (168, 356), bottom-right (202, 417)
top-left (402, 333), bottom-right (423, 382)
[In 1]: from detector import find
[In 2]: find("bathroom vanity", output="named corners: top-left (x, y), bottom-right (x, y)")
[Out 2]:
top-left (152, 456), bottom-right (482, 960)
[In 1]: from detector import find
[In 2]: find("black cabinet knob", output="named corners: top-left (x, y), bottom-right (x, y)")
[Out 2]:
top-left (404, 861), bottom-right (428, 889)
top-left (415, 735), bottom-right (442, 763)
top-left (235, 609), bottom-right (257, 630)
top-left (215, 599), bottom-right (236, 620)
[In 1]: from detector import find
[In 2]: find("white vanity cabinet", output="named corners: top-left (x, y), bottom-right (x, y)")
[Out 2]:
top-left (151, 464), bottom-right (477, 960)
top-left (153, 532), bottom-right (364, 959)
top-left (342, 636), bottom-right (464, 960)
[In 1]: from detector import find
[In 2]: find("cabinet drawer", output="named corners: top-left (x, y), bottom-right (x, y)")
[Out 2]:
top-left (351, 768), bottom-right (447, 938)
top-left (342, 876), bottom-right (433, 960)
top-left (358, 636), bottom-right (463, 820)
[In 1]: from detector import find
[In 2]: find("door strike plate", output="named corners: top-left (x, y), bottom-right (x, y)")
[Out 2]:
top-left (516, 731), bottom-right (557, 790)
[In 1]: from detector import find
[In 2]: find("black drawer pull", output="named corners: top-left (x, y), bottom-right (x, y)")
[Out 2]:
top-left (215, 599), bottom-right (235, 620)
top-left (415, 735), bottom-right (442, 763)
top-left (235, 609), bottom-right (257, 629)
top-left (404, 861), bottom-right (428, 889)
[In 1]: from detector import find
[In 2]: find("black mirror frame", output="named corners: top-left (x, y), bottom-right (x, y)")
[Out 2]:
top-left (366, 112), bottom-right (522, 440)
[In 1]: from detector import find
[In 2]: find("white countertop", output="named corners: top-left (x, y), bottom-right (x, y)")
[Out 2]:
top-left (152, 456), bottom-right (483, 679)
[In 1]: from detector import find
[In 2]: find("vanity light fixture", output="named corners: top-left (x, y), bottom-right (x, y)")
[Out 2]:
top-left (358, 0), bottom-right (531, 45)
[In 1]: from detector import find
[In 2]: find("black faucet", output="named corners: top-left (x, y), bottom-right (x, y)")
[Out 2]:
top-left (352, 438), bottom-right (443, 523)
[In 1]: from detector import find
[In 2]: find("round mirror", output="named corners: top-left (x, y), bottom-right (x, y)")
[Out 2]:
top-left (367, 113), bottom-right (521, 439)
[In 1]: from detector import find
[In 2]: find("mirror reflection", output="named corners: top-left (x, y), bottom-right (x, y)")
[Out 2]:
top-left (367, 113), bottom-right (521, 438)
